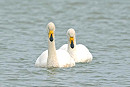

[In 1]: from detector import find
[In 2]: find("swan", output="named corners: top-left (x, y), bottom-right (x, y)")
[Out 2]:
top-left (35, 22), bottom-right (75, 68)
top-left (60, 28), bottom-right (93, 63)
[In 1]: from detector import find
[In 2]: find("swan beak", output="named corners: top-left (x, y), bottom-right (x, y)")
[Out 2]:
top-left (70, 37), bottom-right (74, 49)
top-left (49, 30), bottom-right (54, 42)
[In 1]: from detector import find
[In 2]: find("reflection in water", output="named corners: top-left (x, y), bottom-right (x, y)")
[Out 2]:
top-left (47, 68), bottom-right (58, 76)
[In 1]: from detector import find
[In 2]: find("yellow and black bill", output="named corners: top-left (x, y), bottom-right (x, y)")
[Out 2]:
top-left (49, 30), bottom-right (54, 42)
top-left (70, 37), bottom-right (74, 49)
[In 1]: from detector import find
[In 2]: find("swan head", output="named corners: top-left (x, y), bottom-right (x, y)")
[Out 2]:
top-left (67, 28), bottom-right (75, 49)
top-left (47, 22), bottom-right (55, 42)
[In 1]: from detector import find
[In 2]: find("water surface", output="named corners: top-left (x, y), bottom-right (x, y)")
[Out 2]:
top-left (0, 0), bottom-right (130, 87)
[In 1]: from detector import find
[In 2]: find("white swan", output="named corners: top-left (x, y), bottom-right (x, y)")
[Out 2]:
top-left (60, 28), bottom-right (93, 63)
top-left (35, 22), bottom-right (75, 68)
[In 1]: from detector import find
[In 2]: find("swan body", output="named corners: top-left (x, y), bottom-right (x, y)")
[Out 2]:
top-left (60, 28), bottom-right (93, 63)
top-left (35, 22), bottom-right (75, 68)
top-left (35, 49), bottom-right (75, 67)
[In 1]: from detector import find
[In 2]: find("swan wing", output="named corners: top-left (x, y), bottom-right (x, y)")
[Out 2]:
top-left (76, 44), bottom-right (93, 62)
top-left (35, 50), bottom-right (48, 67)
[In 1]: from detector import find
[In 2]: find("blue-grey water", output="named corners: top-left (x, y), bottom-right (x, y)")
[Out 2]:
top-left (0, 0), bottom-right (130, 87)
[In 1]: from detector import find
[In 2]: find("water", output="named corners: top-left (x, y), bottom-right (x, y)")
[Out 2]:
top-left (0, 0), bottom-right (130, 87)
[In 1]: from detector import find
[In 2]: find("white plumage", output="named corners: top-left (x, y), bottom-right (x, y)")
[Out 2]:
top-left (35, 22), bottom-right (75, 68)
top-left (60, 28), bottom-right (93, 63)
top-left (35, 49), bottom-right (75, 67)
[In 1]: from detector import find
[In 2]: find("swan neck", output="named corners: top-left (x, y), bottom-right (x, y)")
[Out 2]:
top-left (47, 37), bottom-right (59, 67)
top-left (67, 36), bottom-right (77, 60)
